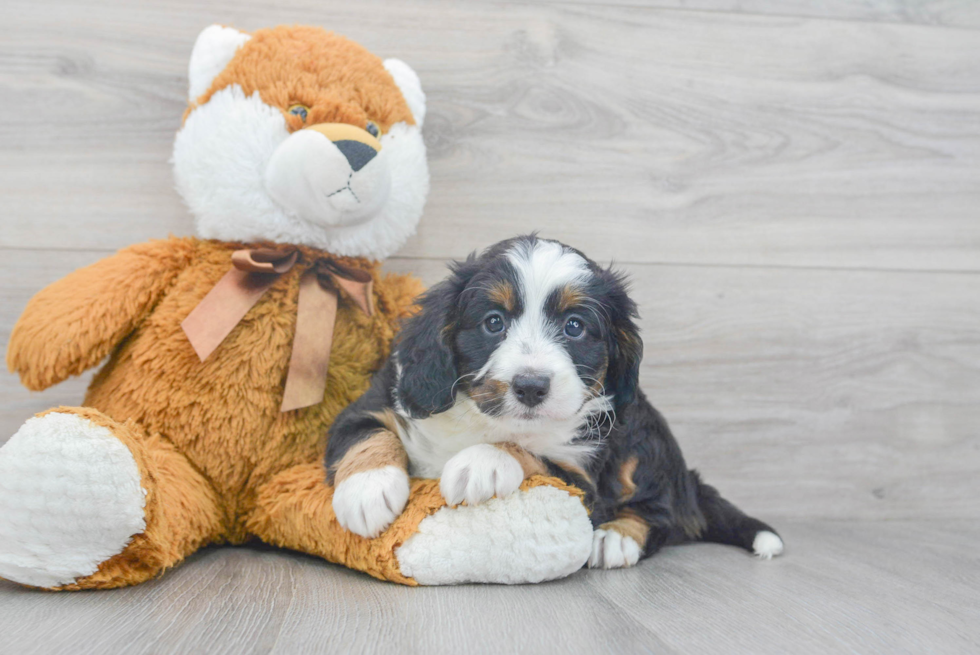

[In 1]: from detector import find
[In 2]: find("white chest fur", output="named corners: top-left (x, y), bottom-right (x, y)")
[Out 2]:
top-left (396, 395), bottom-right (609, 478)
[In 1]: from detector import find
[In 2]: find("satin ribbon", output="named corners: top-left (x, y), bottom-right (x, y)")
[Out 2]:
top-left (180, 248), bottom-right (374, 412)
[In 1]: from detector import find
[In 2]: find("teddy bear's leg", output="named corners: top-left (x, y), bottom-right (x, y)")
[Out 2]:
top-left (0, 407), bottom-right (225, 590)
top-left (247, 463), bottom-right (594, 585)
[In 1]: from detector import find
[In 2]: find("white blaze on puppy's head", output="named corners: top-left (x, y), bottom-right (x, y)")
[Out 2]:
top-left (480, 239), bottom-right (595, 423)
top-left (391, 235), bottom-right (642, 475)
top-left (173, 25), bottom-right (429, 260)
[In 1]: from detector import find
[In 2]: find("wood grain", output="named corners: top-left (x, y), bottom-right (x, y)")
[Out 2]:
top-left (553, 0), bottom-right (980, 29)
top-left (1, 0), bottom-right (979, 271)
top-left (0, 520), bottom-right (977, 654)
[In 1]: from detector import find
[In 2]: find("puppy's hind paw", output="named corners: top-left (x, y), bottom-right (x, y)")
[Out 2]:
top-left (332, 466), bottom-right (410, 539)
top-left (439, 443), bottom-right (524, 507)
top-left (752, 530), bottom-right (784, 560)
top-left (588, 528), bottom-right (642, 570)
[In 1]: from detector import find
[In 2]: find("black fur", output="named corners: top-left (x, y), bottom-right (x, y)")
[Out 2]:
top-left (326, 235), bottom-right (781, 562)
top-left (594, 267), bottom-right (642, 417)
top-left (391, 257), bottom-right (478, 417)
top-left (582, 391), bottom-right (781, 558)
top-left (324, 360), bottom-right (399, 484)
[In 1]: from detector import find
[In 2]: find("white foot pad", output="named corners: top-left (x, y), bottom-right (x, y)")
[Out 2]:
top-left (0, 412), bottom-right (147, 588)
top-left (396, 484), bottom-right (593, 585)
top-left (588, 528), bottom-right (642, 569)
top-left (753, 530), bottom-right (784, 559)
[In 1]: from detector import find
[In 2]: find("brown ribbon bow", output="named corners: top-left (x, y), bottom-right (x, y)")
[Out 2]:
top-left (181, 248), bottom-right (374, 412)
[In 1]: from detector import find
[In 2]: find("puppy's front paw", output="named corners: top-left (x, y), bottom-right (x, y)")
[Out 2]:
top-left (588, 528), bottom-right (642, 569)
top-left (332, 466), bottom-right (410, 539)
top-left (440, 443), bottom-right (525, 506)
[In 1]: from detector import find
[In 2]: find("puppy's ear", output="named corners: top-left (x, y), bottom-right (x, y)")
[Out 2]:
top-left (394, 256), bottom-right (479, 418)
top-left (602, 269), bottom-right (643, 418)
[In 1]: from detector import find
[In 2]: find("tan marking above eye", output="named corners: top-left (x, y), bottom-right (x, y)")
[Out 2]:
top-left (488, 281), bottom-right (515, 312)
top-left (556, 285), bottom-right (586, 313)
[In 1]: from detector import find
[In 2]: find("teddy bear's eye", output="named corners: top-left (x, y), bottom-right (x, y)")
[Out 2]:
top-left (288, 104), bottom-right (309, 122)
top-left (365, 121), bottom-right (380, 138)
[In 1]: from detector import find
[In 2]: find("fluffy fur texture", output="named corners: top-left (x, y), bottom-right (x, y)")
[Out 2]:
top-left (327, 236), bottom-right (784, 568)
top-left (752, 530), bottom-right (785, 559)
top-left (438, 442), bottom-right (526, 507)
top-left (3, 238), bottom-right (420, 588)
top-left (2, 27), bottom-right (594, 589)
top-left (187, 25), bottom-right (252, 102)
top-left (332, 466), bottom-right (411, 539)
top-left (0, 411), bottom-right (147, 588)
top-left (173, 25), bottom-right (429, 260)
top-left (589, 528), bottom-right (642, 570)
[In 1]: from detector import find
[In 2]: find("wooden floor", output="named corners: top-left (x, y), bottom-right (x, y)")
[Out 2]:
top-left (1, 0), bottom-right (978, 653)
top-left (2, 519), bottom-right (979, 654)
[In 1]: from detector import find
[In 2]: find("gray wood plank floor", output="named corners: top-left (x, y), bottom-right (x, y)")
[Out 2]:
top-left (1, 0), bottom-right (978, 653)
top-left (1, 520), bottom-right (977, 655)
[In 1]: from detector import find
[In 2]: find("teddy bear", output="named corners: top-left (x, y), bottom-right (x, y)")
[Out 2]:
top-left (0, 24), bottom-right (594, 589)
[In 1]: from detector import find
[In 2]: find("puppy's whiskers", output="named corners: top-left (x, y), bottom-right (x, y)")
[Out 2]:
top-left (449, 372), bottom-right (477, 398)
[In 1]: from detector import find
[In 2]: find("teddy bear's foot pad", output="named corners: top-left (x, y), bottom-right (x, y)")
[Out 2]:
top-left (395, 484), bottom-right (593, 585)
top-left (0, 412), bottom-right (147, 588)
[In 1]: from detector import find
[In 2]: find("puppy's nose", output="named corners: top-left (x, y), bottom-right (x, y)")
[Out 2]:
top-left (512, 373), bottom-right (551, 408)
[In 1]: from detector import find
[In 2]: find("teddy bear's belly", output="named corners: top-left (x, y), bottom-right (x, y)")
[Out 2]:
top-left (83, 282), bottom-right (386, 532)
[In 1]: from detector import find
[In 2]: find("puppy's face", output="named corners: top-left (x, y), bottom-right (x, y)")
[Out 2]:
top-left (395, 236), bottom-right (642, 429)
top-left (456, 239), bottom-right (611, 424)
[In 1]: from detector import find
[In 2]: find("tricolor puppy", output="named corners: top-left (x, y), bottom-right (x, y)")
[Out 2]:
top-left (326, 235), bottom-right (783, 568)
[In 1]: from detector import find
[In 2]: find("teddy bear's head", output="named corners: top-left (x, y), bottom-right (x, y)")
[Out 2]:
top-left (173, 25), bottom-right (428, 260)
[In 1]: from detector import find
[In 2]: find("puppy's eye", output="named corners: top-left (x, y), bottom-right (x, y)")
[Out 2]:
top-left (288, 104), bottom-right (309, 121)
top-left (366, 121), bottom-right (380, 137)
top-left (484, 313), bottom-right (506, 335)
top-left (564, 317), bottom-right (585, 339)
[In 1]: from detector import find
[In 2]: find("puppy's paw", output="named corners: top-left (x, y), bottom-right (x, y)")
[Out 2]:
top-left (588, 528), bottom-right (642, 569)
top-left (439, 443), bottom-right (525, 506)
top-left (332, 466), bottom-right (410, 539)
top-left (752, 530), bottom-right (784, 560)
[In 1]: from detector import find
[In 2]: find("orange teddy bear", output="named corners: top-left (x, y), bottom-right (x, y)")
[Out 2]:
top-left (0, 25), bottom-right (593, 590)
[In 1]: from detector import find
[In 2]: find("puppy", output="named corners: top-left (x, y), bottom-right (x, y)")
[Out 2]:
top-left (326, 235), bottom-right (783, 568)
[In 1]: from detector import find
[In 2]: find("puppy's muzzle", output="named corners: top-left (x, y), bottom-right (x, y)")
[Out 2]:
top-left (512, 372), bottom-right (551, 408)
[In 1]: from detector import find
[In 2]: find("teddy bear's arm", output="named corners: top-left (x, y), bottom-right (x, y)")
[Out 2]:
top-left (7, 238), bottom-right (196, 391)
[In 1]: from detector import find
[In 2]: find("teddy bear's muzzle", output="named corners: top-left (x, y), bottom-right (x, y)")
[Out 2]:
top-left (305, 122), bottom-right (382, 171)
top-left (263, 122), bottom-right (392, 228)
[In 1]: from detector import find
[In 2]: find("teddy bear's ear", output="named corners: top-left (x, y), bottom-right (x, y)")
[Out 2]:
top-left (383, 59), bottom-right (426, 127)
top-left (187, 25), bottom-right (251, 102)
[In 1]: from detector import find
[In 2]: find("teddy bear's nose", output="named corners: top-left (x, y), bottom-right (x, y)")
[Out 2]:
top-left (333, 140), bottom-right (377, 172)
top-left (305, 123), bottom-right (382, 172)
